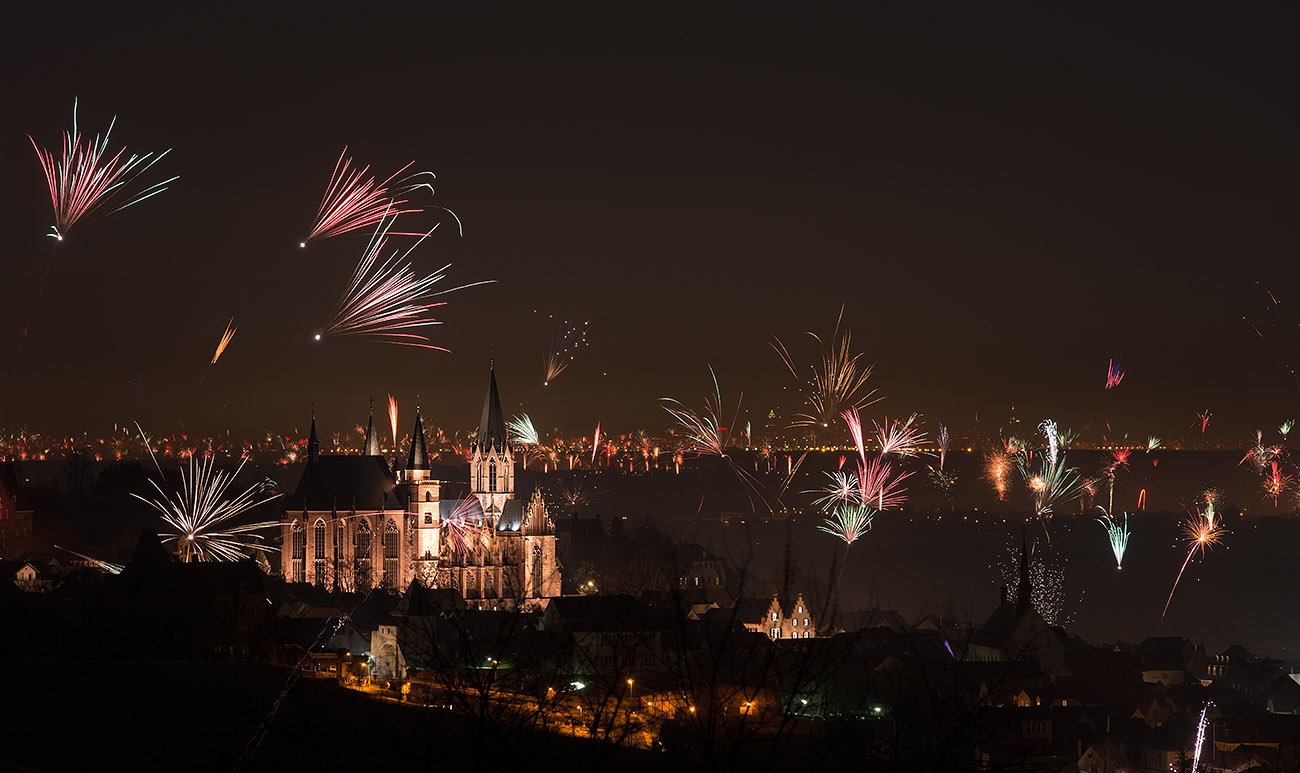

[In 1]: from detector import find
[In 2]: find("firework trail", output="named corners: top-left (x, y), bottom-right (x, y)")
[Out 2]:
top-left (301, 148), bottom-right (452, 246)
top-left (31, 98), bottom-right (177, 241)
top-left (1104, 449), bottom-right (1131, 513)
top-left (591, 423), bottom-right (602, 466)
top-left (1193, 703), bottom-right (1212, 771)
top-left (131, 425), bottom-right (280, 562)
top-left (541, 315), bottom-right (592, 385)
top-left (211, 318), bottom-right (237, 364)
top-left (661, 366), bottom-right (778, 511)
top-left (874, 414), bottom-right (926, 458)
top-left (935, 421), bottom-right (950, 471)
top-left (859, 456), bottom-right (912, 511)
top-left (771, 307), bottom-right (880, 435)
top-left (1095, 508), bottom-right (1130, 569)
top-left (388, 395), bottom-right (399, 447)
top-left (1161, 493), bottom-right (1227, 625)
top-left (1104, 358), bottom-right (1126, 389)
top-left (318, 211), bottom-right (493, 349)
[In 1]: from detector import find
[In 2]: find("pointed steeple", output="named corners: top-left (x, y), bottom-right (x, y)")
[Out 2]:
top-left (364, 397), bottom-right (382, 456)
top-left (308, 409), bottom-right (320, 463)
top-left (1016, 525), bottom-right (1032, 616)
top-left (407, 406), bottom-right (429, 471)
top-left (475, 365), bottom-right (507, 453)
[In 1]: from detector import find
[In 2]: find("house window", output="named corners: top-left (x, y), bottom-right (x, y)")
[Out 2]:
top-left (771, 612), bottom-right (778, 621)
top-left (797, 606), bottom-right (803, 613)
top-left (425, 491), bottom-right (433, 502)
top-left (313, 520), bottom-right (327, 586)
top-left (770, 628), bottom-right (780, 639)
top-left (804, 618), bottom-right (809, 626)
top-left (424, 514), bottom-right (433, 524)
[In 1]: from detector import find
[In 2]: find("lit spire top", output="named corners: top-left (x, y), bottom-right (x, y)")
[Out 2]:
top-left (407, 408), bottom-right (430, 471)
top-left (475, 365), bottom-right (507, 453)
top-left (308, 408), bottom-right (320, 463)
top-left (363, 398), bottom-right (381, 457)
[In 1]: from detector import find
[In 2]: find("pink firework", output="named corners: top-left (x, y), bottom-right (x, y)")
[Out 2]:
top-left (1197, 410), bottom-right (1212, 433)
top-left (30, 99), bottom-right (177, 240)
top-left (319, 212), bottom-right (492, 348)
top-left (301, 148), bottom-right (447, 246)
top-left (1104, 358), bottom-right (1126, 389)
top-left (859, 457), bottom-right (912, 511)
top-left (591, 423), bottom-right (601, 466)
top-left (873, 414), bottom-right (926, 458)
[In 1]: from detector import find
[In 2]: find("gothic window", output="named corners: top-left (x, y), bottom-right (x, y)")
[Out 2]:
top-left (425, 491), bottom-right (433, 502)
top-left (383, 520), bottom-right (400, 588)
top-left (489, 460), bottom-right (497, 492)
top-left (355, 520), bottom-right (372, 591)
top-left (313, 520), bottom-right (327, 587)
top-left (290, 521), bottom-right (305, 583)
top-left (424, 514), bottom-right (433, 524)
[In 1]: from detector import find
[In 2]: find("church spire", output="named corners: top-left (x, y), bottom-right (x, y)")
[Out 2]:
top-left (1016, 525), bottom-right (1032, 616)
top-left (475, 365), bottom-right (507, 453)
top-left (407, 407), bottom-right (430, 471)
top-left (363, 397), bottom-right (381, 456)
top-left (308, 409), bottom-right (320, 463)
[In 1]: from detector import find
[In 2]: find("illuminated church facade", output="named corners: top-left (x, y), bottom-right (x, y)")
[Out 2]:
top-left (279, 368), bottom-right (560, 606)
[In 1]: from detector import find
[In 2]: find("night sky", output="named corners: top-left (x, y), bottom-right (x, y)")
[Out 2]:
top-left (3, 5), bottom-right (1297, 441)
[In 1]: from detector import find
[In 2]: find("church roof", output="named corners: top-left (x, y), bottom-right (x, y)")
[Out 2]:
top-left (474, 367), bottom-right (508, 454)
top-left (407, 411), bottom-right (429, 471)
top-left (284, 454), bottom-right (403, 512)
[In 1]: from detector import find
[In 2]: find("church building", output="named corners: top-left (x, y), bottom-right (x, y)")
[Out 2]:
top-left (279, 368), bottom-right (561, 607)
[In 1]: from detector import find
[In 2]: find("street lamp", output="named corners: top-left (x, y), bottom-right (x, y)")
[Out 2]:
top-left (627, 678), bottom-right (634, 700)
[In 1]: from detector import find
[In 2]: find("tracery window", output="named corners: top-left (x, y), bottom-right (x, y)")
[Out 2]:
top-left (313, 520), bottom-right (327, 586)
top-left (290, 522), bottom-right (305, 582)
top-left (383, 520), bottom-right (400, 588)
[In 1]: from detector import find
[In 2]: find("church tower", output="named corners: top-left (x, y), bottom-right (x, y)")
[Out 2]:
top-left (470, 367), bottom-right (514, 522)
top-left (401, 407), bottom-right (441, 582)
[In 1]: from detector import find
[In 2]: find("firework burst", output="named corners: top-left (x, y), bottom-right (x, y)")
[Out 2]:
top-left (817, 503), bottom-right (876, 546)
top-left (30, 99), bottom-right (177, 240)
top-left (874, 414), bottom-right (926, 458)
top-left (1018, 420), bottom-right (1084, 540)
top-left (771, 307), bottom-right (880, 435)
top-left (1095, 508), bottom-right (1130, 569)
top-left (1161, 493), bottom-right (1227, 625)
top-left (1264, 461), bottom-right (1292, 506)
top-left (1197, 410), bottom-right (1212, 433)
top-left (132, 428), bottom-right (280, 562)
top-left (318, 212), bottom-right (492, 349)
top-left (301, 148), bottom-right (449, 246)
top-left (541, 315), bottom-right (592, 385)
top-left (1104, 358), bottom-right (1126, 389)
top-left (661, 367), bottom-right (777, 511)
top-left (507, 414), bottom-right (540, 446)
